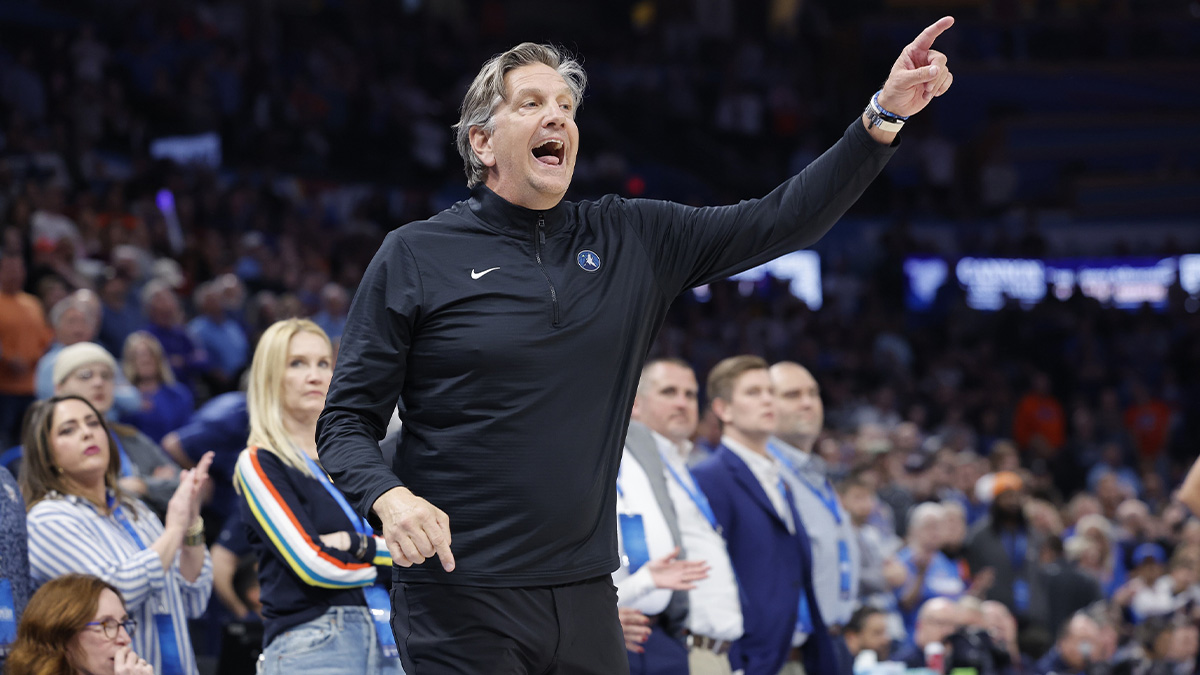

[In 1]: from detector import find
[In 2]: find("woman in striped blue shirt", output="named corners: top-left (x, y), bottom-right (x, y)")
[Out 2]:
top-left (20, 394), bottom-right (214, 675)
top-left (234, 319), bottom-right (398, 675)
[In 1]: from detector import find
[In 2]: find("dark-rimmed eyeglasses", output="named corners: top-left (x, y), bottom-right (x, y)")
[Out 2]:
top-left (84, 618), bottom-right (137, 639)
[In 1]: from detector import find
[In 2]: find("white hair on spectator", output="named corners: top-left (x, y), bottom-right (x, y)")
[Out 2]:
top-left (908, 502), bottom-right (946, 532)
top-left (1115, 498), bottom-right (1148, 521)
top-left (140, 278), bottom-right (175, 309)
top-left (48, 292), bottom-right (99, 328)
top-left (1063, 535), bottom-right (1092, 563)
top-left (1075, 513), bottom-right (1114, 543)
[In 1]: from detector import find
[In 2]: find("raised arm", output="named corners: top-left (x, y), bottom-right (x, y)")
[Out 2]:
top-left (861, 16), bottom-right (956, 145)
top-left (622, 16), bottom-right (956, 297)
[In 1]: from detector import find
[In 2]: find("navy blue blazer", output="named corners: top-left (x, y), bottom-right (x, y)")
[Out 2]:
top-left (691, 444), bottom-right (838, 675)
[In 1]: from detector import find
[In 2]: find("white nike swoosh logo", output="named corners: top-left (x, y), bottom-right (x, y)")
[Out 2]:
top-left (471, 267), bottom-right (500, 279)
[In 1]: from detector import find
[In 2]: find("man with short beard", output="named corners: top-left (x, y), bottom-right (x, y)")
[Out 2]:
top-left (964, 472), bottom-right (1042, 623)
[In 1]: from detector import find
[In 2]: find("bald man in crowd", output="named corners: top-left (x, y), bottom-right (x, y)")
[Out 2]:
top-left (1035, 613), bottom-right (1102, 675)
top-left (769, 362), bottom-right (860, 635)
top-left (892, 597), bottom-right (963, 668)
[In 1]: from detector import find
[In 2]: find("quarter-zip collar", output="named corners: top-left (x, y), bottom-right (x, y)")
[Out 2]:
top-left (469, 184), bottom-right (571, 238)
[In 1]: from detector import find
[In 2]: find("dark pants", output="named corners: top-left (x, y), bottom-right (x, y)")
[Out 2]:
top-left (392, 575), bottom-right (628, 675)
top-left (627, 623), bottom-right (688, 675)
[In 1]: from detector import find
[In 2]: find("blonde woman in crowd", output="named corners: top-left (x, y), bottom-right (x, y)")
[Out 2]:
top-left (234, 319), bottom-right (398, 674)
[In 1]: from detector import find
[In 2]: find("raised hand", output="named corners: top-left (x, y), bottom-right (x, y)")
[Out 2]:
top-left (645, 547), bottom-right (709, 591)
top-left (185, 451), bottom-right (214, 523)
top-left (162, 451), bottom-right (213, 540)
top-left (373, 486), bottom-right (455, 572)
top-left (878, 16), bottom-right (955, 118)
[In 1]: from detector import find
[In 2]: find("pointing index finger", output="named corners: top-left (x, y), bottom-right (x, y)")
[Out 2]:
top-left (911, 16), bottom-right (954, 52)
top-left (431, 509), bottom-right (455, 572)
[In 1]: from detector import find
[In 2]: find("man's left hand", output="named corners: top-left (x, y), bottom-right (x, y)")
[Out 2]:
top-left (878, 16), bottom-right (955, 118)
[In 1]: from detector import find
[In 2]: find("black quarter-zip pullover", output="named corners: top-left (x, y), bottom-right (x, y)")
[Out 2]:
top-left (317, 120), bottom-right (897, 586)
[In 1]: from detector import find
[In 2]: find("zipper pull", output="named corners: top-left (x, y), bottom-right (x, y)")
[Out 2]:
top-left (537, 216), bottom-right (546, 245)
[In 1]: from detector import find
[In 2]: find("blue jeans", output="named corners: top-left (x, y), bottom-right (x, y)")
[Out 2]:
top-left (258, 606), bottom-right (404, 675)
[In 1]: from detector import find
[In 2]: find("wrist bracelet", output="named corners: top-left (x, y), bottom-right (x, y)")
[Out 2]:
top-left (871, 91), bottom-right (909, 121)
top-left (864, 90), bottom-right (907, 134)
top-left (183, 529), bottom-right (205, 547)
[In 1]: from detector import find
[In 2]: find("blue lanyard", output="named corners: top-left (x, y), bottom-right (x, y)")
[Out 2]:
top-left (300, 452), bottom-right (372, 536)
top-left (662, 458), bottom-right (720, 533)
top-left (107, 496), bottom-right (186, 675)
top-left (111, 436), bottom-right (135, 478)
top-left (1002, 531), bottom-right (1027, 571)
top-left (107, 494), bottom-right (146, 548)
top-left (769, 444), bottom-right (841, 526)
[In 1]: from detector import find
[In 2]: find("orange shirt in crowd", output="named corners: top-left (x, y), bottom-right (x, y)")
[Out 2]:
top-left (1012, 392), bottom-right (1066, 450)
top-left (0, 291), bottom-right (53, 395)
top-left (1124, 400), bottom-right (1172, 460)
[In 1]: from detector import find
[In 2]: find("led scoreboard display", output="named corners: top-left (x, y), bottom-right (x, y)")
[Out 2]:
top-left (905, 255), bottom-right (1188, 311)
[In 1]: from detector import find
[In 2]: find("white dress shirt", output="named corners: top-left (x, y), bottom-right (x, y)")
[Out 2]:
top-left (655, 431), bottom-right (743, 642)
top-left (723, 435), bottom-right (808, 646)
top-left (722, 436), bottom-right (794, 533)
top-left (612, 451), bottom-right (676, 615)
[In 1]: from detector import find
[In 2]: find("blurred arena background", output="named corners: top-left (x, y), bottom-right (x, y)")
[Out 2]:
top-left (0, 1), bottom-right (1199, 672)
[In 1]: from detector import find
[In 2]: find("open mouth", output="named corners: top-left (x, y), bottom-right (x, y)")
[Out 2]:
top-left (531, 139), bottom-right (565, 166)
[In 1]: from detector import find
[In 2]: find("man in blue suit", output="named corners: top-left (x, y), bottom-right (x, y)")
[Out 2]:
top-left (692, 355), bottom-right (837, 675)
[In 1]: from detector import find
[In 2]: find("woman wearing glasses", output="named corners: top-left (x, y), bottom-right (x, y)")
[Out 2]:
top-left (234, 319), bottom-right (398, 674)
top-left (7, 573), bottom-right (153, 675)
top-left (20, 394), bottom-right (214, 675)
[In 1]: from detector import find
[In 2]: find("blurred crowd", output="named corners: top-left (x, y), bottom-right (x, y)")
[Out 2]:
top-left (0, 0), bottom-right (1197, 673)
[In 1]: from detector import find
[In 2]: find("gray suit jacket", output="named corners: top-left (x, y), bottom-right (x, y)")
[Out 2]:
top-left (623, 420), bottom-right (689, 639)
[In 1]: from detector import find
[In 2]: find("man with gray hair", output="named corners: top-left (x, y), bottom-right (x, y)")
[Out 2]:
top-left (898, 502), bottom-right (966, 639)
top-left (319, 21), bottom-right (956, 675)
top-left (34, 289), bottom-right (140, 416)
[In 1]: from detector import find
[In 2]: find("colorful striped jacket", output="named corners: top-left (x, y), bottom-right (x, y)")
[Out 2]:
top-left (234, 446), bottom-right (391, 647)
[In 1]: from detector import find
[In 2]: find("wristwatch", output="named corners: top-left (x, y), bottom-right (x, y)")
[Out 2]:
top-left (864, 90), bottom-right (907, 133)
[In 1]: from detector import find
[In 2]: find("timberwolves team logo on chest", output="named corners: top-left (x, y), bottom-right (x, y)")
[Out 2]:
top-left (577, 250), bottom-right (601, 272)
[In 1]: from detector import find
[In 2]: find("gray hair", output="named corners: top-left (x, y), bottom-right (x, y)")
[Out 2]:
top-left (454, 43), bottom-right (587, 188)
top-left (908, 502), bottom-right (946, 532)
top-left (140, 278), bottom-right (176, 310)
top-left (48, 292), bottom-right (99, 329)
